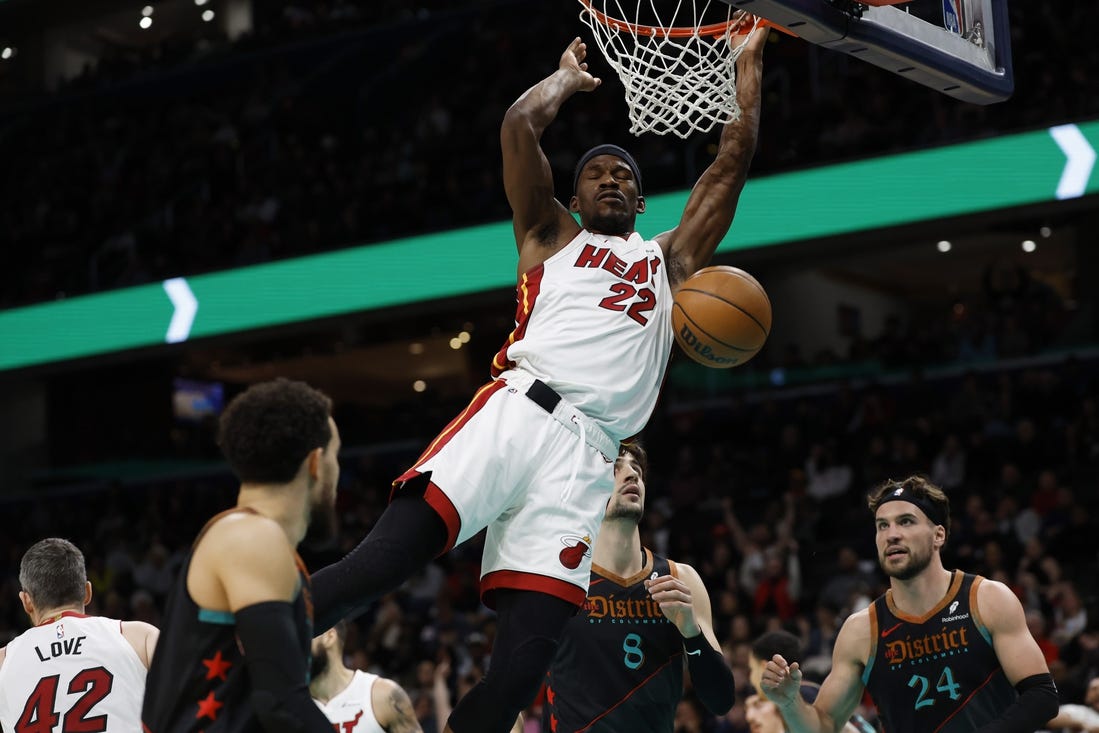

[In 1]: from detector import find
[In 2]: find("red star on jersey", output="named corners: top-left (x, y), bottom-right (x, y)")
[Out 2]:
top-left (195, 691), bottom-right (224, 721)
top-left (202, 650), bottom-right (232, 681)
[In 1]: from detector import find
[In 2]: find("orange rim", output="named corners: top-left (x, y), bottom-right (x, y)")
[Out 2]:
top-left (579, 0), bottom-right (792, 38)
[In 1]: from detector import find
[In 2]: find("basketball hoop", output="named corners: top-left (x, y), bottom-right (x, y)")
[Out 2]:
top-left (578, 0), bottom-right (764, 138)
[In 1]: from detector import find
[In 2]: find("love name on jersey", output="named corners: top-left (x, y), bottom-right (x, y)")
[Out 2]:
top-left (34, 635), bottom-right (87, 661)
top-left (574, 244), bottom-right (662, 284)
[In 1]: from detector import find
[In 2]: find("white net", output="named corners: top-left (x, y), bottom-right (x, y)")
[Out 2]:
top-left (578, 0), bottom-right (759, 138)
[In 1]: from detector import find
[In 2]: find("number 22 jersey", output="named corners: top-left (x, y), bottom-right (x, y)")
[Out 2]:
top-left (491, 229), bottom-right (674, 443)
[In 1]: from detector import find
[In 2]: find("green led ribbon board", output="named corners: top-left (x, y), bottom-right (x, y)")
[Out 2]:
top-left (1, 120), bottom-right (1096, 373)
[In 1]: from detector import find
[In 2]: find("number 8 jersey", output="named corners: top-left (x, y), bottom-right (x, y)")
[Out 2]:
top-left (863, 571), bottom-right (1018, 733)
top-left (491, 229), bottom-right (674, 443)
top-left (543, 549), bottom-right (684, 733)
top-left (0, 613), bottom-right (147, 733)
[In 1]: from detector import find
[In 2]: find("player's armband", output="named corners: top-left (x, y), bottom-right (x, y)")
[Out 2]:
top-left (683, 633), bottom-right (736, 715)
top-left (974, 673), bottom-right (1059, 733)
top-left (234, 602), bottom-right (335, 733)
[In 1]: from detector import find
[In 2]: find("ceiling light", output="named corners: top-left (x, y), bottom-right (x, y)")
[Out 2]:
top-left (139, 16), bottom-right (153, 28)
top-left (1039, 226), bottom-right (1052, 239)
top-left (449, 338), bottom-right (462, 350)
top-left (458, 331), bottom-right (471, 343)
top-left (1021, 240), bottom-right (1036, 253)
top-left (194, 0), bottom-right (209, 5)
top-left (0, 47), bottom-right (13, 61)
top-left (413, 380), bottom-right (427, 393)
top-left (201, 9), bottom-right (215, 20)
top-left (936, 240), bottom-right (952, 253)
top-left (142, 5), bottom-right (154, 16)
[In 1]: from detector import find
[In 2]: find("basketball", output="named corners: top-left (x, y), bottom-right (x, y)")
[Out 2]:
top-left (672, 266), bottom-right (772, 368)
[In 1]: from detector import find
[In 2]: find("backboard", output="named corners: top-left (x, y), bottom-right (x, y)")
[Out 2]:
top-left (720, 0), bottom-right (1013, 103)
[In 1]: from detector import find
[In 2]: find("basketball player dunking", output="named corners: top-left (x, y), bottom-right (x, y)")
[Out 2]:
top-left (762, 476), bottom-right (1059, 733)
top-left (543, 443), bottom-right (734, 732)
top-left (308, 27), bottom-right (767, 733)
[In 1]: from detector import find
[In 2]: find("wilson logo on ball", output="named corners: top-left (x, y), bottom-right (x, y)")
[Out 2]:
top-left (677, 324), bottom-right (739, 365)
top-left (671, 266), bottom-right (772, 369)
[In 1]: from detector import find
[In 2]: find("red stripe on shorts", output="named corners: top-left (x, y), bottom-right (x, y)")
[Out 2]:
top-left (491, 264), bottom-right (545, 377)
top-left (480, 570), bottom-right (587, 609)
top-left (395, 379), bottom-right (507, 482)
top-left (422, 480), bottom-right (461, 554)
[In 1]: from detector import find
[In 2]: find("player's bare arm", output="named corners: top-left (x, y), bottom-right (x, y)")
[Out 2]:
top-left (763, 607), bottom-right (870, 733)
top-left (970, 578), bottom-right (1059, 733)
top-left (121, 620), bottom-right (160, 669)
top-left (646, 563), bottom-right (719, 649)
top-left (372, 678), bottom-right (423, 733)
top-left (188, 513), bottom-right (300, 610)
top-left (978, 579), bottom-right (1050, 683)
top-left (501, 37), bottom-right (592, 268)
top-left (190, 513), bottom-right (333, 733)
top-left (655, 24), bottom-right (766, 286)
top-left (0, 645), bottom-right (6, 671)
top-left (648, 562), bottom-right (735, 714)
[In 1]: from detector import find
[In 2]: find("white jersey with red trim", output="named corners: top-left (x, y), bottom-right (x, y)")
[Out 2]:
top-left (491, 229), bottom-right (674, 442)
top-left (0, 613), bottom-right (147, 733)
top-left (313, 670), bottom-right (385, 733)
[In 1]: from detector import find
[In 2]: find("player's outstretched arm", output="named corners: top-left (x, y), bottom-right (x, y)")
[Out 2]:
top-left (372, 678), bottom-right (424, 733)
top-left (501, 38), bottom-right (591, 258)
top-left (764, 610), bottom-right (868, 733)
top-left (972, 579), bottom-right (1059, 733)
top-left (199, 515), bottom-right (335, 733)
top-left (647, 563), bottom-right (734, 714)
top-left (655, 23), bottom-right (767, 286)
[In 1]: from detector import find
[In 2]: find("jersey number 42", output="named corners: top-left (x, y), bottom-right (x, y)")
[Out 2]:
top-left (15, 668), bottom-right (114, 733)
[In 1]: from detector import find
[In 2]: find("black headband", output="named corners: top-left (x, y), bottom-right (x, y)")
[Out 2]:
top-left (573, 144), bottom-right (643, 195)
top-left (877, 485), bottom-right (947, 527)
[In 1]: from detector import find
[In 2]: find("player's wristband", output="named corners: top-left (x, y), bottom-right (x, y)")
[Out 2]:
top-left (235, 601), bottom-right (336, 733)
top-left (972, 673), bottom-right (1059, 733)
top-left (682, 633), bottom-right (736, 715)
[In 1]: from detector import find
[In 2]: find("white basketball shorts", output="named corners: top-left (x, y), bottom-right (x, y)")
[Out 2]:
top-left (394, 370), bottom-right (618, 608)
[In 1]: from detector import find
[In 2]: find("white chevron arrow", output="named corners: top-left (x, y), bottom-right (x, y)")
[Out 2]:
top-left (1049, 124), bottom-right (1096, 200)
top-left (163, 277), bottom-right (198, 343)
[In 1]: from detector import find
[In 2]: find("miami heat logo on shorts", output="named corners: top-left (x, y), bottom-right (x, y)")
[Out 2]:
top-left (559, 534), bottom-right (592, 569)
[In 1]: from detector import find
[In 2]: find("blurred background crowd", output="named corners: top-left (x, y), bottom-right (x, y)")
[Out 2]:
top-left (1, 0), bottom-right (1097, 309)
top-left (3, 354), bottom-right (1097, 731)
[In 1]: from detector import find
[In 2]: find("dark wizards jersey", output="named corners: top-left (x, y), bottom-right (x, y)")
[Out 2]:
top-left (543, 548), bottom-right (685, 733)
top-left (142, 508), bottom-right (314, 733)
top-left (863, 571), bottom-right (1017, 733)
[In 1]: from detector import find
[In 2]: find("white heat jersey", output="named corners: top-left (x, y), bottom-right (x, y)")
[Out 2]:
top-left (0, 613), bottom-right (147, 733)
top-left (313, 670), bottom-right (385, 733)
top-left (491, 229), bottom-right (674, 441)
